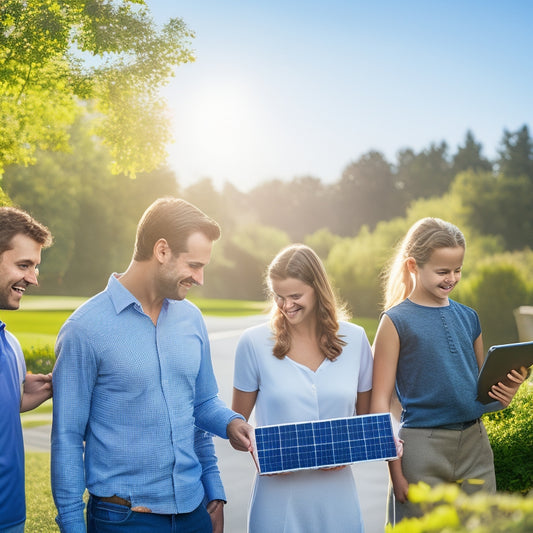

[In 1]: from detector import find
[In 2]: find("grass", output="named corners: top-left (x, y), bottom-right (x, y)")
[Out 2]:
top-left (25, 452), bottom-right (58, 532)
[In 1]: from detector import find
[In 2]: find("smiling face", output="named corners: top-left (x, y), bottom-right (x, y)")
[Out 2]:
top-left (271, 277), bottom-right (317, 327)
top-left (408, 246), bottom-right (465, 306)
top-left (156, 231), bottom-right (213, 301)
top-left (0, 234), bottom-right (43, 310)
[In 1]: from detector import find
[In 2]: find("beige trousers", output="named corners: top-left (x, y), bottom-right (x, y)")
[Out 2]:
top-left (387, 420), bottom-right (496, 525)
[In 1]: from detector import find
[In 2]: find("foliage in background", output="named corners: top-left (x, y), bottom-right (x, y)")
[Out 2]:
top-left (24, 345), bottom-right (55, 374)
top-left (484, 380), bottom-right (533, 494)
top-left (388, 482), bottom-right (533, 533)
top-left (3, 117), bottom-right (180, 294)
top-left (2, 98), bottom-right (533, 345)
top-left (0, 0), bottom-right (194, 176)
top-left (457, 259), bottom-right (533, 348)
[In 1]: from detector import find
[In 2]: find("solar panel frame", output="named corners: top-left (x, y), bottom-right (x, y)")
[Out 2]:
top-left (252, 413), bottom-right (397, 475)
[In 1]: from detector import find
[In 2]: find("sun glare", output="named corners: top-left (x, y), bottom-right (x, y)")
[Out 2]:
top-left (165, 76), bottom-right (268, 188)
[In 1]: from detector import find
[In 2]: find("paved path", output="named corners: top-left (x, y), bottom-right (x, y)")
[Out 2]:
top-left (24, 314), bottom-right (389, 533)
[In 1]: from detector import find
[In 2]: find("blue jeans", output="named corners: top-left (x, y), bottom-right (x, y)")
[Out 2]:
top-left (0, 522), bottom-right (25, 533)
top-left (87, 496), bottom-right (212, 533)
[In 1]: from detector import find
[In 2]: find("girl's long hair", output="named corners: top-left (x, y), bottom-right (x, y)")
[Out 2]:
top-left (267, 244), bottom-right (348, 360)
top-left (382, 218), bottom-right (465, 311)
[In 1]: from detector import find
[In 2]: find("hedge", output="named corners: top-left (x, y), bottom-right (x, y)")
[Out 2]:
top-left (483, 379), bottom-right (533, 493)
top-left (387, 482), bottom-right (533, 532)
top-left (24, 346), bottom-right (55, 374)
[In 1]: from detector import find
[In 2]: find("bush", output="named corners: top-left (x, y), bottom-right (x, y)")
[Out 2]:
top-left (483, 379), bottom-right (533, 493)
top-left (24, 346), bottom-right (55, 374)
top-left (458, 263), bottom-right (530, 348)
top-left (388, 482), bottom-right (533, 532)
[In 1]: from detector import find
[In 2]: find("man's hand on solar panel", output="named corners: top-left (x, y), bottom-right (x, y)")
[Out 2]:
top-left (488, 366), bottom-right (528, 408)
top-left (227, 418), bottom-right (254, 452)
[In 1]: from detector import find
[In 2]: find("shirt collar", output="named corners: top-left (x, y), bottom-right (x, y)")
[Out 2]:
top-left (106, 273), bottom-right (142, 315)
top-left (106, 273), bottom-right (171, 316)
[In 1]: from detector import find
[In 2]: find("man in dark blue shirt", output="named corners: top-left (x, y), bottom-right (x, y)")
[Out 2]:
top-left (0, 206), bottom-right (53, 533)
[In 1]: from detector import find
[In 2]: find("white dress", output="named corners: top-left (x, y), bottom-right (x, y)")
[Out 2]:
top-left (234, 321), bottom-right (373, 533)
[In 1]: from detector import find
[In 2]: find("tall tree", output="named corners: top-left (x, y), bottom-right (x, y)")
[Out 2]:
top-left (452, 130), bottom-right (493, 176)
top-left (451, 170), bottom-right (533, 251)
top-left (332, 151), bottom-right (402, 236)
top-left (498, 125), bottom-right (533, 181)
top-left (0, 0), bottom-right (194, 177)
top-left (396, 141), bottom-right (453, 202)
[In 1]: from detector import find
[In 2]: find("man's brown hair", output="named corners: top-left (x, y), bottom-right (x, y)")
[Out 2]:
top-left (133, 198), bottom-right (221, 261)
top-left (0, 206), bottom-right (53, 255)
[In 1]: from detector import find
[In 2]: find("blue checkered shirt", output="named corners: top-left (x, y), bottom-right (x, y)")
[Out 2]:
top-left (51, 275), bottom-right (242, 532)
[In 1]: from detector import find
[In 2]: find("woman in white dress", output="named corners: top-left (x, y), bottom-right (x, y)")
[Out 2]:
top-left (232, 244), bottom-right (373, 533)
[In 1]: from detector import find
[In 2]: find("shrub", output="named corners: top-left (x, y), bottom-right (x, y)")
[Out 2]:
top-left (458, 263), bottom-right (530, 348)
top-left (388, 482), bottom-right (533, 532)
top-left (483, 379), bottom-right (533, 493)
top-left (24, 346), bottom-right (56, 374)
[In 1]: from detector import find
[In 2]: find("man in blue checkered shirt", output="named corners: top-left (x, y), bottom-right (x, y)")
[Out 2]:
top-left (51, 198), bottom-right (253, 533)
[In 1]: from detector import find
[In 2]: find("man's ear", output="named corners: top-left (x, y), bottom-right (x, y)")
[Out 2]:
top-left (406, 257), bottom-right (418, 274)
top-left (153, 239), bottom-right (171, 263)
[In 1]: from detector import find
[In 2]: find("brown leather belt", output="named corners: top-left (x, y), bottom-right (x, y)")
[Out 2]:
top-left (91, 494), bottom-right (152, 513)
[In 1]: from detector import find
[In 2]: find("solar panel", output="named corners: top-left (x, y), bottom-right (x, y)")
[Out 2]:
top-left (252, 413), bottom-right (397, 475)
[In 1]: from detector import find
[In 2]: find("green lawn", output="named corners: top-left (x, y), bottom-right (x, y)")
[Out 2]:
top-left (25, 452), bottom-right (59, 532)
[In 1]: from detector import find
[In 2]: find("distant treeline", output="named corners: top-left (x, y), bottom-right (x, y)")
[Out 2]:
top-left (2, 120), bottom-right (532, 345)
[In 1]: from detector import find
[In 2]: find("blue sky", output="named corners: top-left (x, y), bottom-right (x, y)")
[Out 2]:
top-left (149, 1), bottom-right (533, 191)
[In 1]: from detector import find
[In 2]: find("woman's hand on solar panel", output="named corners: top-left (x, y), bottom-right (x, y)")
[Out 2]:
top-left (320, 465), bottom-right (348, 472)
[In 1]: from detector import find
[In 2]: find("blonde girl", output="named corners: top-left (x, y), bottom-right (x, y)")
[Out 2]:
top-left (371, 217), bottom-right (527, 523)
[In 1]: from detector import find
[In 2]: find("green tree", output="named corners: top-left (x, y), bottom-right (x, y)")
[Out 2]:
top-left (498, 125), bottom-right (533, 181)
top-left (452, 130), bottom-right (493, 176)
top-left (332, 151), bottom-right (403, 236)
top-left (0, 0), bottom-right (194, 177)
top-left (396, 142), bottom-right (453, 202)
top-left (304, 228), bottom-right (342, 260)
top-left (182, 178), bottom-right (240, 236)
top-left (459, 263), bottom-right (529, 348)
top-left (207, 223), bottom-right (290, 300)
top-left (2, 117), bottom-right (180, 294)
top-left (451, 170), bottom-right (533, 250)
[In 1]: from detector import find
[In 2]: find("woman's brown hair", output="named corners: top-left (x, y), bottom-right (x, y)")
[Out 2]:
top-left (267, 244), bottom-right (348, 361)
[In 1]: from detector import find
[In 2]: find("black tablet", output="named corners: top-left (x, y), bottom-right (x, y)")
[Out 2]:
top-left (477, 341), bottom-right (533, 404)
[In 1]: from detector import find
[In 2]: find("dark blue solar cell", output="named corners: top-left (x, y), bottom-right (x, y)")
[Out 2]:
top-left (254, 414), bottom-right (397, 474)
